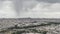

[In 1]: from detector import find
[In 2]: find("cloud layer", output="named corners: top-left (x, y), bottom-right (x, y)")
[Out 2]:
top-left (0, 0), bottom-right (60, 18)
top-left (37, 0), bottom-right (60, 3)
top-left (0, 0), bottom-right (16, 18)
top-left (19, 2), bottom-right (60, 18)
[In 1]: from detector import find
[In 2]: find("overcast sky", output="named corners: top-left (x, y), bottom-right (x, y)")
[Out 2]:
top-left (0, 0), bottom-right (60, 18)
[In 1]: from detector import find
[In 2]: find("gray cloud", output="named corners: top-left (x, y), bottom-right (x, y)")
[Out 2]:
top-left (19, 2), bottom-right (60, 18)
top-left (37, 0), bottom-right (60, 3)
top-left (0, 0), bottom-right (60, 18)
top-left (0, 0), bottom-right (3, 9)
top-left (13, 0), bottom-right (38, 16)
top-left (0, 0), bottom-right (38, 18)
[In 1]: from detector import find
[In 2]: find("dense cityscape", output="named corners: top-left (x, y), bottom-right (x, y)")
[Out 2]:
top-left (0, 18), bottom-right (60, 34)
